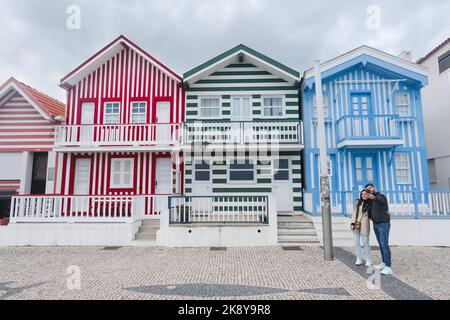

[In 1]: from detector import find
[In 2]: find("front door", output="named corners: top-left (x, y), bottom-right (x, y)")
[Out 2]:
top-left (30, 153), bottom-right (48, 195)
top-left (231, 96), bottom-right (251, 121)
top-left (156, 101), bottom-right (171, 142)
top-left (273, 159), bottom-right (293, 213)
top-left (351, 93), bottom-right (373, 137)
top-left (80, 102), bottom-right (95, 143)
top-left (155, 158), bottom-right (172, 194)
top-left (353, 153), bottom-right (377, 192)
top-left (74, 158), bottom-right (91, 195)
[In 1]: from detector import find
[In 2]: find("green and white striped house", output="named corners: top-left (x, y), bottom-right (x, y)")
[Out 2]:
top-left (182, 45), bottom-right (304, 214)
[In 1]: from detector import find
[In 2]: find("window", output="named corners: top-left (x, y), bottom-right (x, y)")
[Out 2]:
top-left (110, 158), bottom-right (134, 189)
top-left (438, 49), bottom-right (450, 74)
top-left (274, 159), bottom-right (290, 181)
top-left (199, 98), bottom-right (220, 118)
top-left (395, 153), bottom-right (411, 185)
top-left (313, 92), bottom-right (328, 118)
top-left (195, 161), bottom-right (210, 182)
top-left (229, 159), bottom-right (255, 182)
top-left (130, 101), bottom-right (147, 123)
top-left (104, 102), bottom-right (120, 124)
top-left (428, 159), bottom-right (437, 184)
top-left (263, 96), bottom-right (283, 117)
top-left (395, 93), bottom-right (410, 116)
top-left (232, 96), bottom-right (251, 120)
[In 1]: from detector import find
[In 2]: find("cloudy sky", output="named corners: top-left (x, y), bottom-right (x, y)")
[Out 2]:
top-left (1, 0), bottom-right (449, 101)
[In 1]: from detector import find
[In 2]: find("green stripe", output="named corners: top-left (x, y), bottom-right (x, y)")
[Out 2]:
top-left (213, 170), bottom-right (227, 175)
top-left (286, 109), bottom-right (299, 114)
top-left (186, 103), bottom-right (197, 108)
top-left (213, 188), bottom-right (272, 193)
top-left (253, 102), bottom-right (261, 107)
top-left (186, 111), bottom-right (197, 116)
top-left (186, 95), bottom-right (198, 100)
top-left (286, 94), bottom-right (299, 99)
top-left (222, 95), bottom-right (231, 99)
top-left (293, 197), bottom-right (303, 202)
top-left (294, 206), bottom-right (303, 212)
top-left (222, 111), bottom-right (231, 115)
top-left (293, 179), bottom-right (302, 184)
top-left (293, 188), bottom-right (302, 193)
top-left (253, 110), bottom-right (261, 115)
top-left (185, 179), bottom-right (192, 184)
top-left (187, 86), bottom-right (296, 92)
top-left (257, 179), bottom-right (272, 184)
top-left (213, 179), bottom-right (227, 184)
top-left (185, 170), bottom-right (192, 175)
top-left (185, 188), bottom-right (192, 193)
top-left (252, 95), bottom-right (261, 99)
top-left (280, 151), bottom-right (301, 156)
top-left (222, 102), bottom-right (231, 107)
top-left (292, 160), bottom-right (302, 165)
top-left (195, 78), bottom-right (287, 84)
top-left (212, 71), bottom-right (272, 76)
top-left (286, 101), bottom-right (299, 106)
top-left (225, 63), bottom-right (257, 68)
top-left (292, 169), bottom-right (302, 174)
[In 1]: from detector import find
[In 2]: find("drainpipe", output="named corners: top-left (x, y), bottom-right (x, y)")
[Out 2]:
top-left (314, 60), bottom-right (334, 261)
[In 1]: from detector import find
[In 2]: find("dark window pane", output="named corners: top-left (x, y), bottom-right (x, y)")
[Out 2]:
top-left (439, 50), bottom-right (450, 74)
top-left (195, 171), bottom-right (210, 181)
top-left (195, 161), bottom-right (210, 170)
top-left (276, 159), bottom-right (289, 169)
top-left (230, 171), bottom-right (254, 181)
top-left (274, 170), bottom-right (289, 181)
top-left (230, 160), bottom-right (253, 170)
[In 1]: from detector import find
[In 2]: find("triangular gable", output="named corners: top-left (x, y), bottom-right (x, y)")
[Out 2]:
top-left (304, 45), bottom-right (428, 88)
top-left (0, 78), bottom-right (65, 121)
top-left (183, 44), bottom-right (300, 86)
top-left (60, 35), bottom-right (182, 88)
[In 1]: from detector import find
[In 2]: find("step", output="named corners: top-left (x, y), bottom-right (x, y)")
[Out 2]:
top-left (278, 235), bottom-right (319, 242)
top-left (277, 216), bottom-right (311, 223)
top-left (141, 220), bottom-right (160, 226)
top-left (135, 233), bottom-right (157, 241)
top-left (277, 225), bottom-right (316, 230)
top-left (278, 229), bottom-right (317, 236)
top-left (277, 222), bottom-right (314, 228)
top-left (138, 226), bottom-right (159, 232)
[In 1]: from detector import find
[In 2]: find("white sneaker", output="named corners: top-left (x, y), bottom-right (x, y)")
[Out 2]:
top-left (355, 259), bottom-right (363, 266)
top-left (381, 266), bottom-right (393, 275)
top-left (374, 263), bottom-right (385, 269)
top-left (365, 261), bottom-right (372, 267)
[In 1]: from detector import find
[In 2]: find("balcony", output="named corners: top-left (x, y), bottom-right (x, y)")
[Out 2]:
top-left (54, 123), bottom-right (180, 152)
top-left (182, 120), bottom-right (303, 149)
top-left (336, 115), bottom-right (403, 148)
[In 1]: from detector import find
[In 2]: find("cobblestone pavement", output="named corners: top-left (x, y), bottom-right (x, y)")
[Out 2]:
top-left (0, 246), bottom-right (448, 300)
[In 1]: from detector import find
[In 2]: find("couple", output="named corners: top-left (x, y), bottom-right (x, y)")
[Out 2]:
top-left (350, 184), bottom-right (392, 276)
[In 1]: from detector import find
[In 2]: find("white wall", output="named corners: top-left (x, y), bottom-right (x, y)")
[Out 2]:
top-left (420, 41), bottom-right (450, 189)
top-left (430, 156), bottom-right (450, 189)
top-left (0, 152), bottom-right (22, 180)
top-left (0, 222), bottom-right (140, 246)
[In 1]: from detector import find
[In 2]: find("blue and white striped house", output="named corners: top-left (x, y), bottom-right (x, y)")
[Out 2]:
top-left (302, 46), bottom-right (431, 216)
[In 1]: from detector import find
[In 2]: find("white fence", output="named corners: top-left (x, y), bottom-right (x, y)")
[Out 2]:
top-left (10, 195), bottom-right (169, 223)
top-left (168, 196), bottom-right (269, 224)
top-left (55, 123), bottom-right (180, 147)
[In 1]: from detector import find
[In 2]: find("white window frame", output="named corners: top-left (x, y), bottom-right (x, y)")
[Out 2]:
top-left (110, 158), bottom-right (134, 189)
top-left (104, 102), bottom-right (121, 124)
top-left (199, 96), bottom-right (221, 119)
top-left (262, 95), bottom-right (285, 118)
top-left (130, 101), bottom-right (147, 124)
top-left (394, 93), bottom-right (411, 117)
top-left (228, 159), bottom-right (256, 183)
top-left (395, 153), bottom-right (411, 185)
top-left (313, 92), bottom-right (329, 118)
top-left (194, 160), bottom-right (211, 182)
top-left (231, 95), bottom-right (252, 120)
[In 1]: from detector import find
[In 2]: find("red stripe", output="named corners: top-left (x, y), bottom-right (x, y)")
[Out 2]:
top-left (0, 148), bottom-right (52, 152)
top-left (0, 128), bottom-right (54, 132)
top-left (0, 135), bottom-right (54, 139)
top-left (0, 141), bottom-right (53, 145)
top-left (0, 123), bottom-right (53, 127)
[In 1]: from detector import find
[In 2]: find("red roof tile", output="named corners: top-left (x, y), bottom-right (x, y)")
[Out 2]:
top-left (0, 77), bottom-right (65, 118)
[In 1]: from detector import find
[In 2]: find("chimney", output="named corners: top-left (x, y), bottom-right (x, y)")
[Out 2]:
top-left (399, 50), bottom-right (412, 62)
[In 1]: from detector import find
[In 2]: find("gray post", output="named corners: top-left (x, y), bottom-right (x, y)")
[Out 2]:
top-left (314, 60), bottom-right (334, 261)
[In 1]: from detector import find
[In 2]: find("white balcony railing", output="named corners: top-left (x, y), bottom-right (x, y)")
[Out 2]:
top-left (9, 194), bottom-right (169, 223)
top-left (55, 123), bottom-right (180, 147)
top-left (183, 120), bottom-right (303, 145)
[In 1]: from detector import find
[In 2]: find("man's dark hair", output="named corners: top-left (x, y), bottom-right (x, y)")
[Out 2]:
top-left (365, 183), bottom-right (375, 189)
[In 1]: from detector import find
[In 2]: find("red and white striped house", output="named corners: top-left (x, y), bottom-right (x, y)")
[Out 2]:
top-left (0, 77), bottom-right (65, 219)
top-left (47, 35), bottom-right (185, 220)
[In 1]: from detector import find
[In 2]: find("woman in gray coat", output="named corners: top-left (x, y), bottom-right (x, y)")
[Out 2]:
top-left (350, 190), bottom-right (372, 267)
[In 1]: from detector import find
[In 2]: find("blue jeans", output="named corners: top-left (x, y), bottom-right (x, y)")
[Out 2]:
top-left (373, 222), bottom-right (391, 267)
top-left (353, 231), bottom-right (371, 262)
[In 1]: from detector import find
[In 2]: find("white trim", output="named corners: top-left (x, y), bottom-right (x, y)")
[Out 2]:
top-left (198, 96), bottom-right (222, 120)
top-left (103, 101), bottom-right (121, 124)
top-left (130, 101), bottom-right (147, 124)
top-left (110, 158), bottom-right (134, 189)
top-left (336, 139), bottom-right (404, 149)
top-left (304, 45), bottom-right (428, 80)
top-left (228, 159), bottom-right (257, 184)
top-left (231, 95), bottom-right (252, 121)
top-left (260, 95), bottom-right (285, 119)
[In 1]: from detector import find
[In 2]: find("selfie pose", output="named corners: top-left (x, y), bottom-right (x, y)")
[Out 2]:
top-left (350, 190), bottom-right (372, 267)
top-left (365, 184), bottom-right (392, 275)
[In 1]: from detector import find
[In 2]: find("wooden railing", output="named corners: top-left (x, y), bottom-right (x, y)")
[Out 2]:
top-left (9, 195), bottom-right (169, 223)
top-left (336, 115), bottom-right (399, 142)
top-left (55, 123), bottom-right (180, 147)
top-left (168, 195), bottom-right (269, 224)
top-left (183, 120), bottom-right (303, 145)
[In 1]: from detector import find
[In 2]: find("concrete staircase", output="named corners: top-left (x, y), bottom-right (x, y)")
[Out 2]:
top-left (310, 216), bottom-right (354, 247)
top-left (134, 219), bottom-right (159, 242)
top-left (277, 215), bottom-right (320, 247)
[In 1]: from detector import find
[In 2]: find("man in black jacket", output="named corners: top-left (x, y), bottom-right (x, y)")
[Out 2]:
top-left (365, 184), bottom-right (392, 276)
